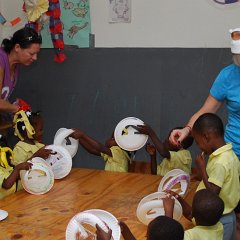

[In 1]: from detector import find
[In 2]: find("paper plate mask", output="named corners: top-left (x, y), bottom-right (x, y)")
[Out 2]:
top-left (53, 128), bottom-right (79, 158)
top-left (0, 209), bottom-right (8, 221)
top-left (158, 169), bottom-right (190, 198)
top-left (114, 117), bottom-right (148, 151)
top-left (66, 209), bottom-right (121, 240)
top-left (45, 145), bottom-right (72, 179)
top-left (136, 192), bottom-right (182, 225)
top-left (20, 158), bottom-right (54, 195)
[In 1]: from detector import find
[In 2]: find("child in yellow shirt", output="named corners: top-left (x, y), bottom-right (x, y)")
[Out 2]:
top-left (0, 135), bottom-right (32, 199)
top-left (192, 113), bottom-right (240, 240)
top-left (70, 129), bottom-right (130, 172)
top-left (12, 110), bottom-right (51, 166)
top-left (136, 124), bottom-right (193, 176)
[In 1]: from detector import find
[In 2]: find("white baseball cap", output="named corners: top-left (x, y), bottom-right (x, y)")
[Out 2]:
top-left (229, 28), bottom-right (240, 34)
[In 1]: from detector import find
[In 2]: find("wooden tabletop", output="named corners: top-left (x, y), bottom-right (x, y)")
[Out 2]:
top-left (0, 168), bottom-right (199, 240)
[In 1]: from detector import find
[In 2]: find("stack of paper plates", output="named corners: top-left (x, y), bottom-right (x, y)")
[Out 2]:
top-left (20, 158), bottom-right (54, 195)
top-left (158, 169), bottom-right (190, 197)
top-left (114, 117), bottom-right (148, 151)
top-left (136, 192), bottom-right (182, 225)
top-left (66, 209), bottom-right (120, 240)
top-left (45, 145), bottom-right (72, 179)
top-left (53, 128), bottom-right (79, 158)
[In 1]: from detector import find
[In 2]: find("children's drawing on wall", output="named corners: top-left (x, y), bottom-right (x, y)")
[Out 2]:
top-left (213, 0), bottom-right (239, 4)
top-left (39, 0), bottom-right (91, 48)
top-left (109, 0), bottom-right (131, 23)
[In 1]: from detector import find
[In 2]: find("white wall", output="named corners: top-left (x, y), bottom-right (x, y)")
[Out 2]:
top-left (90, 0), bottom-right (240, 47)
top-left (1, 0), bottom-right (240, 48)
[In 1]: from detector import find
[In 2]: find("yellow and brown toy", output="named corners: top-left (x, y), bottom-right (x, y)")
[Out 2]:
top-left (13, 110), bottom-right (35, 141)
top-left (0, 147), bottom-right (13, 168)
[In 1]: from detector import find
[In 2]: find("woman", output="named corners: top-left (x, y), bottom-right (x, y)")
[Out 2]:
top-left (0, 27), bottom-right (42, 113)
top-left (169, 27), bottom-right (240, 240)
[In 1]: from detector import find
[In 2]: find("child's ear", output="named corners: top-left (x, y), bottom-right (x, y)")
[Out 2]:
top-left (203, 132), bottom-right (210, 142)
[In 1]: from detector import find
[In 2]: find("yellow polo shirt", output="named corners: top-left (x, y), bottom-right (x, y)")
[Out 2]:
top-left (12, 141), bottom-right (45, 166)
top-left (101, 146), bottom-right (130, 172)
top-left (157, 149), bottom-right (192, 176)
top-left (0, 166), bottom-right (22, 199)
top-left (197, 143), bottom-right (240, 214)
top-left (184, 222), bottom-right (223, 240)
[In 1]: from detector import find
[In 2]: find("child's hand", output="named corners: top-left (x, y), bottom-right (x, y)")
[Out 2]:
top-left (69, 128), bottom-right (84, 139)
top-left (195, 152), bottom-right (206, 171)
top-left (32, 147), bottom-right (52, 159)
top-left (96, 223), bottom-right (112, 240)
top-left (145, 143), bottom-right (156, 156)
top-left (135, 124), bottom-right (152, 135)
top-left (15, 161), bottom-right (32, 171)
top-left (163, 195), bottom-right (175, 212)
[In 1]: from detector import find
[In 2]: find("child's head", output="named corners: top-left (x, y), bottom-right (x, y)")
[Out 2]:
top-left (192, 113), bottom-right (224, 154)
top-left (166, 127), bottom-right (193, 151)
top-left (13, 110), bottom-right (43, 142)
top-left (147, 216), bottom-right (184, 240)
top-left (192, 189), bottom-right (224, 226)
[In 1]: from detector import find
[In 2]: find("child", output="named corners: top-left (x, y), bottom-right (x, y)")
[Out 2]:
top-left (12, 110), bottom-right (51, 166)
top-left (92, 198), bottom-right (184, 240)
top-left (70, 129), bottom-right (130, 172)
top-left (166, 189), bottom-right (224, 240)
top-left (0, 135), bottom-right (32, 199)
top-left (136, 124), bottom-right (193, 176)
top-left (118, 195), bottom-right (184, 240)
top-left (192, 113), bottom-right (240, 240)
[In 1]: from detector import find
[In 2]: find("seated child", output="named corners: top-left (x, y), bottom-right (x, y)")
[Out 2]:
top-left (192, 113), bottom-right (240, 240)
top-left (118, 196), bottom-right (184, 240)
top-left (12, 110), bottom-right (51, 166)
top-left (70, 129), bottom-right (130, 172)
top-left (0, 135), bottom-right (32, 199)
top-left (167, 189), bottom-right (224, 240)
top-left (136, 124), bottom-right (193, 176)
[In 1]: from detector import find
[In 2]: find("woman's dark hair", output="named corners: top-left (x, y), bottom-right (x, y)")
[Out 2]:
top-left (1, 27), bottom-right (42, 53)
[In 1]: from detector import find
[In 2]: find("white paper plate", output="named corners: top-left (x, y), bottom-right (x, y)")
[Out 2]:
top-left (136, 192), bottom-right (182, 225)
top-left (84, 209), bottom-right (121, 240)
top-left (66, 210), bottom-right (120, 240)
top-left (0, 209), bottom-right (8, 221)
top-left (20, 162), bottom-right (54, 195)
top-left (45, 145), bottom-right (72, 179)
top-left (114, 117), bottom-right (148, 151)
top-left (158, 169), bottom-right (190, 197)
top-left (53, 128), bottom-right (79, 158)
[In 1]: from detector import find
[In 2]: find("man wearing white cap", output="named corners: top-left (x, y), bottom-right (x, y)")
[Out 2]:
top-left (169, 28), bottom-right (240, 240)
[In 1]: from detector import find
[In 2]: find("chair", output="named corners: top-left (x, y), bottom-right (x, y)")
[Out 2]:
top-left (128, 160), bottom-right (152, 174)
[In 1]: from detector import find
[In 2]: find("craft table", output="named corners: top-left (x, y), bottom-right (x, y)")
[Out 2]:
top-left (0, 168), bottom-right (199, 240)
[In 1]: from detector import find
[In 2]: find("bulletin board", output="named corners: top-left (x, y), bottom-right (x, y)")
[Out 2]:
top-left (0, 0), bottom-right (91, 48)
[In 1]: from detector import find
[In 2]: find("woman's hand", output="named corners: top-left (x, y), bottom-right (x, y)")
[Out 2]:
top-left (169, 127), bottom-right (191, 146)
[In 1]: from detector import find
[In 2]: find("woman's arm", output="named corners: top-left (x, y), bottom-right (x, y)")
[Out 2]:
top-left (169, 94), bottom-right (223, 145)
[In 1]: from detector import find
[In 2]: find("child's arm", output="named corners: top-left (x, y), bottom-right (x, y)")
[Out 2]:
top-left (165, 191), bottom-right (193, 221)
top-left (136, 124), bottom-right (170, 159)
top-left (32, 147), bottom-right (52, 159)
top-left (119, 222), bottom-right (136, 240)
top-left (95, 224), bottom-right (112, 240)
top-left (70, 129), bottom-right (112, 157)
top-left (2, 162), bottom-right (32, 189)
top-left (195, 153), bottom-right (221, 194)
top-left (145, 143), bottom-right (157, 175)
top-left (163, 195), bottom-right (175, 218)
